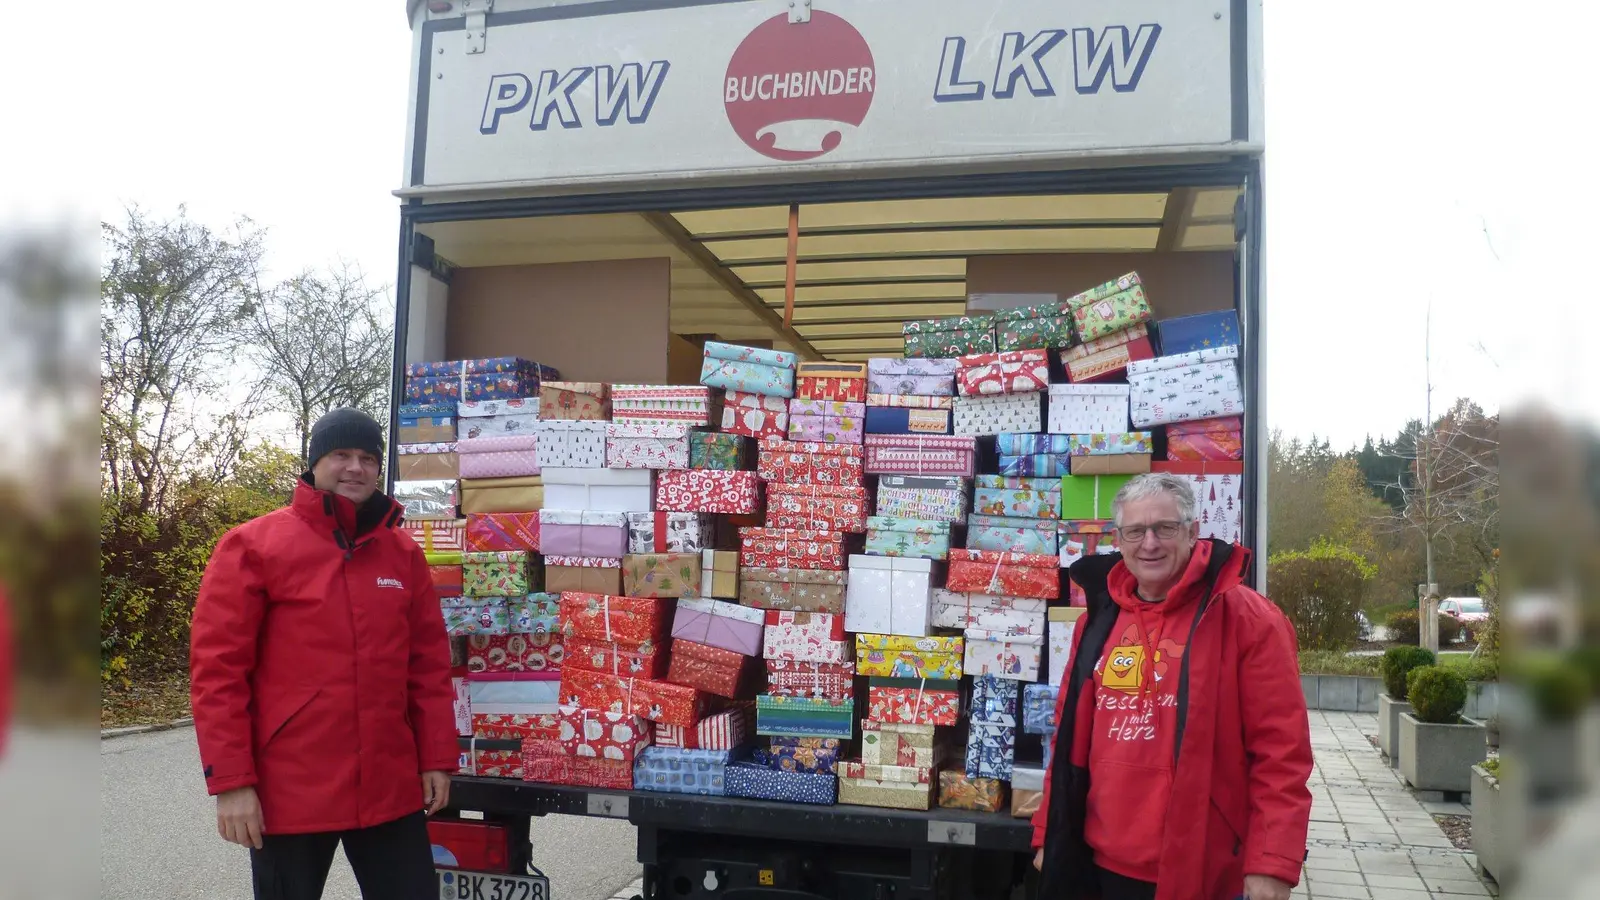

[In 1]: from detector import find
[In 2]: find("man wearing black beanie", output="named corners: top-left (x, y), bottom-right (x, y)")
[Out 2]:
top-left (190, 407), bottom-right (457, 900)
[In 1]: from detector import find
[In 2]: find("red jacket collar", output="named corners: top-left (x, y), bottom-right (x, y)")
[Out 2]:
top-left (290, 476), bottom-right (404, 543)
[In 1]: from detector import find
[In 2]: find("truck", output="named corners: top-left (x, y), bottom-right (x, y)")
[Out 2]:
top-left (389, 1), bottom-right (1266, 897)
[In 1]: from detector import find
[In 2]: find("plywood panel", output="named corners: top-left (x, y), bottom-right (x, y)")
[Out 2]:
top-left (966, 252), bottom-right (1236, 319)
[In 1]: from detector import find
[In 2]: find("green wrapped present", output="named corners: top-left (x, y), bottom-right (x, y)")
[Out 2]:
top-left (463, 550), bottom-right (536, 597)
top-left (864, 516), bottom-right (952, 560)
top-left (1066, 272), bottom-right (1151, 342)
top-left (690, 431), bottom-right (749, 470)
top-left (756, 694), bottom-right (856, 740)
top-left (902, 314), bottom-right (996, 358)
top-left (993, 299), bottom-right (1077, 352)
top-left (1059, 474), bottom-right (1135, 520)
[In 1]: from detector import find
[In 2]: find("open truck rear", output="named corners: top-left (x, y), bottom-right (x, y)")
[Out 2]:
top-left (393, 1), bottom-right (1266, 897)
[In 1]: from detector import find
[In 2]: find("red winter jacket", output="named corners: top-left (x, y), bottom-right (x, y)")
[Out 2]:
top-left (190, 476), bottom-right (458, 835)
top-left (1032, 539), bottom-right (1313, 900)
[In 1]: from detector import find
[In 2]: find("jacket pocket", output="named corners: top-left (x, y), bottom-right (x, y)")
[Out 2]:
top-left (257, 686), bottom-right (320, 751)
top-left (1210, 795), bottom-right (1245, 853)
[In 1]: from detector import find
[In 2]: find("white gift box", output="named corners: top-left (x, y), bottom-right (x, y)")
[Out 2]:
top-left (963, 629), bottom-right (1043, 682)
top-left (541, 467), bottom-right (653, 513)
top-left (930, 590), bottom-right (1047, 636)
top-left (605, 422), bottom-right (692, 470)
top-left (1047, 608), bottom-right (1085, 686)
top-left (534, 420), bottom-right (607, 468)
top-left (1047, 384), bottom-right (1131, 434)
top-left (953, 393), bottom-right (1043, 437)
top-left (1169, 471), bottom-right (1244, 544)
top-left (461, 412), bottom-right (542, 439)
top-left (459, 397), bottom-right (539, 418)
top-left (1126, 346), bottom-right (1243, 428)
top-left (844, 554), bottom-right (935, 638)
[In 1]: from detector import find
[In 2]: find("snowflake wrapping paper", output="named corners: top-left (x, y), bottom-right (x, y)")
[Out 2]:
top-left (632, 746), bottom-right (735, 796)
top-left (610, 385), bottom-right (718, 427)
top-left (865, 358), bottom-right (960, 397)
top-left (622, 552), bottom-right (703, 600)
top-left (558, 669), bottom-right (717, 729)
top-left (763, 659), bottom-right (855, 700)
top-left (955, 348), bottom-right (1051, 397)
top-left (539, 509), bottom-right (627, 559)
top-left (723, 763), bottom-right (837, 805)
top-left (654, 705), bottom-right (754, 750)
top-left (558, 591), bottom-right (672, 646)
top-left (720, 390), bottom-right (790, 441)
top-left (655, 470), bottom-right (763, 515)
top-left (874, 475), bottom-right (969, 523)
top-left (689, 431), bottom-right (751, 470)
top-left (1165, 416), bottom-right (1245, 461)
top-left (1066, 272), bottom-right (1151, 343)
top-left (786, 400), bottom-right (866, 444)
top-left (699, 341), bottom-right (797, 399)
top-left (605, 422), bottom-right (692, 470)
top-left (764, 483), bottom-right (870, 533)
top-left (864, 516), bottom-right (952, 560)
top-left (465, 512), bottom-right (540, 553)
top-left (901, 314), bottom-right (997, 359)
top-left (539, 381), bottom-right (611, 421)
top-left (626, 511), bottom-right (714, 555)
top-left (973, 475), bottom-right (1062, 521)
top-left (738, 568), bottom-right (848, 614)
top-left (861, 721), bottom-right (940, 768)
top-left (756, 440), bottom-right (865, 487)
top-left (1127, 346), bottom-right (1244, 428)
top-left (672, 596), bottom-right (766, 657)
top-left (844, 554), bottom-right (936, 637)
top-left (564, 634), bottom-right (669, 679)
top-left (739, 527), bottom-right (849, 571)
top-left (966, 514), bottom-right (1060, 556)
top-left (762, 610), bottom-right (851, 664)
top-left (1059, 323), bottom-right (1156, 384)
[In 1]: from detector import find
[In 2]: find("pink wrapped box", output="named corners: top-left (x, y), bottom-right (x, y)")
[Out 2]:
top-left (605, 422), bottom-right (692, 470)
top-left (538, 509), bottom-right (627, 558)
top-left (458, 433), bottom-right (541, 478)
top-left (762, 610), bottom-right (852, 664)
top-left (671, 597), bottom-right (766, 657)
top-left (786, 400), bottom-right (866, 444)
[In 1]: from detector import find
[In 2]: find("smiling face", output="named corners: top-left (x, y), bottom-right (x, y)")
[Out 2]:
top-left (1102, 645), bottom-right (1145, 693)
top-left (311, 447), bottom-right (380, 505)
top-left (1117, 492), bottom-right (1199, 599)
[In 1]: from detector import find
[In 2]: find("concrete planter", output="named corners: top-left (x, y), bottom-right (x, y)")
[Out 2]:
top-left (1399, 712), bottom-right (1485, 793)
top-left (1300, 674), bottom-right (1382, 713)
top-left (1377, 693), bottom-right (1412, 766)
top-left (1500, 706), bottom-right (1600, 799)
top-left (1471, 764), bottom-right (1517, 886)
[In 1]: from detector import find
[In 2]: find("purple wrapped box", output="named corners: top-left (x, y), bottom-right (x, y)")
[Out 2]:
top-left (787, 400), bottom-right (866, 444)
top-left (867, 358), bottom-right (960, 397)
top-left (671, 597), bottom-right (766, 657)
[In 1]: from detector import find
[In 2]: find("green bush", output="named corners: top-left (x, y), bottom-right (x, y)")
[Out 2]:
top-left (1267, 541), bottom-right (1376, 651)
top-left (1443, 652), bottom-right (1499, 683)
top-left (1569, 647), bottom-right (1600, 700)
top-left (1406, 665), bottom-right (1468, 724)
top-left (1518, 657), bottom-right (1592, 723)
top-left (1384, 610), bottom-right (1465, 645)
top-left (1382, 646), bottom-right (1437, 699)
top-left (1299, 650), bottom-right (1382, 677)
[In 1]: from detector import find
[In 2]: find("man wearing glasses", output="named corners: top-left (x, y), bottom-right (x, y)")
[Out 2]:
top-left (1031, 473), bottom-right (1313, 900)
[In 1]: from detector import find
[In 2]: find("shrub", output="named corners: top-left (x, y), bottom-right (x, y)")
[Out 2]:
top-left (1384, 610), bottom-right (1464, 646)
top-left (1267, 541), bottom-right (1376, 651)
top-left (1444, 652), bottom-right (1499, 683)
top-left (1299, 650), bottom-right (1382, 677)
top-left (1382, 646), bottom-right (1437, 699)
top-left (1406, 665), bottom-right (1468, 724)
top-left (1569, 647), bottom-right (1600, 700)
top-left (1518, 657), bottom-right (1592, 723)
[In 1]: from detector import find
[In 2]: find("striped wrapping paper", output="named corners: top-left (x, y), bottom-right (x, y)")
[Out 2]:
top-left (653, 705), bottom-right (754, 750)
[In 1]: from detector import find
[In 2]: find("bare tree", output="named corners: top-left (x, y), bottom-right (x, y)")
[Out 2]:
top-left (242, 260), bottom-right (394, 462)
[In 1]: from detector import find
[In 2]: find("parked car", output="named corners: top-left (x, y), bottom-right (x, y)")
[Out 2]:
top-left (1440, 596), bottom-right (1489, 641)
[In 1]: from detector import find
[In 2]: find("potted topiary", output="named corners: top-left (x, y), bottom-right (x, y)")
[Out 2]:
top-left (1398, 665), bottom-right (1484, 792)
top-left (1378, 646), bottom-right (1436, 766)
top-left (1504, 655), bottom-right (1595, 798)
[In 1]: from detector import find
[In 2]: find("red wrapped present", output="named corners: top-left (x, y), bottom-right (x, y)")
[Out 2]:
top-left (762, 610), bottom-right (851, 664)
top-left (868, 682), bottom-right (963, 726)
top-left (955, 349), bottom-right (1050, 397)
top-left (654, 704), bottom-right (755, 750)
top-left (757, 440), bottom-right (865, 486)
top-left (1162, 418), bottom-right (1245, 462)
top-left (519, 738), bottom-right (633, 789)
top-left (721, 390), bottom-right (789, 441)
top-left (947, 549), bottom-right (1061, 599)
top-left (667, 639), bottom-right (757, 699)
top-left (656, 470), bottom-right (763, 514)
top-left (764, 483), bottom-right (870, 533)
top-left (1060, 324), bottom-right (1155, 383)
top-left (764, 659), bottom-right (855, 700)
top-left (739, 527), bottom-right (849, 570)
top-left (464, 632), bottom-right (565, 674)
top-left (462, 747), bottom-right (523, 779)
top-left (471, 712), bottom-right (560, 741)
top-left (863, 435), bottom-right (977, 476)
top-left (403, 518), bottom-right (466, 553)
top-left (466, 512), bottom-right (541, 552)
top-left (555, 704), bottom-right (652, 761)
top-left (559, 592), bottom-right (672, 646)
top-left (795, 362), bottom-right (868, 404)
top-left (430, 564), bottom-right (464, 598)
top-left (564, 634), bottom-right (669, 679)
top-left (558, 669), bottom-right (718, 728)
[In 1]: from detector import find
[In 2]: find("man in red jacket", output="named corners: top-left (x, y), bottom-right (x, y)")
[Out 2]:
top-left (190, 408), bottom-right (458, 900)
top-left (1032, 472), bottom-right (1313, 900)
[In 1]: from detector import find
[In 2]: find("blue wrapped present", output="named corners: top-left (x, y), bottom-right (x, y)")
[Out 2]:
top-left (864, 406), bottom-right (952, 435)
top-left (400, 402), bottom-right (457, 417)
top-left (965, 722), bottom-right (1016, 781)
top-left (752, 741), bottom-right (842, 774)
top-left (699, 341), bottom-right (797, 398)
top-left (971, 674), bottom-right (1018, 726)
top-left (998, 454), bottom-right (1071, 477)
top-left (966, 514), bottom-right (1059, 556)
top-left (724, 762), bottom-right (838, 804)
top-left (633, 747), bottom-right (734, 796)
top-left (1021, 684), bottom-right (1058, 734)
top-left (995, 433), bottom-right (1071, 455)
top-left (1154, 310), bottom-right (1240, 355)
top-left (405, 356), bottom-right (541, 378)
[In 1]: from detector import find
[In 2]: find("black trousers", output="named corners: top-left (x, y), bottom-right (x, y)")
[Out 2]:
top-left (249, 810), bottom-right (435, 900)
top-left (1096, 865), bottom-right (1157, 900)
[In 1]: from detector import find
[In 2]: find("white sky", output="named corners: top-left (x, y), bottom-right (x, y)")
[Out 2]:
top-left (5, 1), bottom-right (1595, 452)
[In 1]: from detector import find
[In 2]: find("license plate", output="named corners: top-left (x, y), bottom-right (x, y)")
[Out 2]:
top-left (437, 868), bottom-right (550, 900)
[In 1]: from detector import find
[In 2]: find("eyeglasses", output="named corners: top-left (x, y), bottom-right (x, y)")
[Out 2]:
top-left (1115, 520), bottom-right (1188, 543)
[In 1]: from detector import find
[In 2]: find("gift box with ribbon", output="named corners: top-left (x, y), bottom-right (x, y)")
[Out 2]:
top-left (558, 591), bottom-right (672, 646)
top-left (864, 517), bottom-right (952, 560)
top-left (458, 434), bottom-right (541, 479)
top-left (654, 704), bottom-right (754, 750)
top-left (946, 549), bottom-right (1061, 599)
top-left (605, 422), bottom-right (692, 470)
top-left (699, 342), bottom-right (798, 399)
top-left (837, 765), bottom-right (935, 811)
top-left (865, 358), bottom-right (960, 396)
top-left (866, 676), bottom-right (962, 726)
top-left (930, 590), bottom-right (1047, 634)
top-left (855, 635), bottom-right (964, 679)
top-left (564, 634), bottom-right (669, 679)
top-left (539, 381), bottom-right (610, 421)
top-left (738, 567), bottom-right (847, 613)
top-left (558, 669), bottom-right (718, 729)
top-left (610, 385), bottom-right (718, 426)
top-left (739, 527), bottom-right (850, 571)
top-left (764, 483), bottom-right (870, 533)
top-left (655, 470), bottom-right (763, 515)
top-left (700, 549), bottom-right (739, 600)
top-left (465, 512), bottom-right (540, 553)
top-left (1127, 346), bottom-right (1244, 428)
top-left (544, 556), bottom-right (622, 596)
top-left (626, 512), bottom-right (713, 555)
top-left (763, 659), bottom-right (855, 700)
top-left (993, 297), bottom-right (1077, 352)
top-left (973, 475), bottom-right (1062, 521)
top-left (755, 694), bottom-right (855, 740)
top-left (623, 553), bottom-right (703, 600)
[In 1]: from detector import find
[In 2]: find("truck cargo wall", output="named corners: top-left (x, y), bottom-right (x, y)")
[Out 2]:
top-left (967, 252), bottom-right (1235, 317)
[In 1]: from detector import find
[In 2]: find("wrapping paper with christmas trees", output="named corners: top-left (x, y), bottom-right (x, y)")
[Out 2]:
top-left (1151, 462), bottom-right (1245, 544)
top-left (1126, 345), bottom-right (1244, 428)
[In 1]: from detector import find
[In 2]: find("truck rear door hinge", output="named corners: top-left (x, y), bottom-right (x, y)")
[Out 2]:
top-left (788, 0), bottom-right (811, 24)
top-left (461, 0), bottom-right (492, 54)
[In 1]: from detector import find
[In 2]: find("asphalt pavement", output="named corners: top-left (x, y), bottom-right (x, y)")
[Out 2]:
top-left (101, 726), bottom-right (641, 900)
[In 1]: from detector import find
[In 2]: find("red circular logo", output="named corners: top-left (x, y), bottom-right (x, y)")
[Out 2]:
top-left (724, 11), bottom-right (876, 161)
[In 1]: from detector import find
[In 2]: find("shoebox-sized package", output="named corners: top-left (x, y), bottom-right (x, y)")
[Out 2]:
top-left (701, 549), bottom-right (739, 600)
top-left (721, 390), bottom-right (790, 442)
top-left (700, 341), bottom-right (797, 399)
top-left (844, 554), bottom-right (936, 637)
top-left (544, 556), bottom-right (622, 595)
top-left (1066, 272), bottom-right (1151, 344)
top-left (1022, 683), bottom-right (1060, 734)
top-left (623, 553), bottom-right (703, 600)
top-left (955, 348), bottom-right (1050, 397)
top-left (461, 409), bottom-right (542, 440)
top-left (863, 435), bottom-right (977, 477)
top-left (973, 475), bottom-right (1061, 521)
top-left (431, 564), bottom-right (464, 598)
top-left (539, 381), bottom-right (610, 421)
top-left (605, 422), bottom-right (691, 470)
top-left (864, 406), bottom-right (952, 436)
top-left (1155, 309), bottom-right (1240, 356)
top-left (967, 514), bottom-right (1059, 556)
top-left (442, 597), bottom-right (511, 637)
top-left (399, 409), bottom-right (456, 444)
top-left (964, 630), bottom-right (1044, 682)
top-left (1011, 765), bottom-right (1046, 818)
top-left (1165, 416), bottom-right (1245, 461)
top-left (753, 737), bottom-right (843, 774)
top-left (1047, 607), bottom-right (1086, 684)
top-left (565, 634), bottom-right (669, 679)
top-left (468, 674), bottom-right (562, 740)
top-left (837, 765), bottom-right (934, 811)
top-left (460, 476), bottom-right (543, 515)
top-left (405, 361), bottom-right (541, 405)
top-left (796, 361), bottom-right (869, 403)
top-left (1069, 432), bottom-right (1153, 458)
top-left (466, 513), bottom-right (540, 553)
top-left (954, 393), bottom-right (1043, 437)
top-left (1151, 462), bottom-right (1245, 544)
top-left (864, 393), bottom-right (954, 410)
top-left (866, 676), bottom-right (962, 726)
top-left (756, 695), bottom-right (855, 740)
top-left (762, 611), bottom-right (851, 664)
top-left (610, 385), bottom-right (718, 427)
top-left (866, 358), bottom-right (960, 396)
top-left (757, 440), bottom-right (865, 487)
top-left (457, 434), bottom-right (540, 479)
top-left (1047, 384), bottom-right (1131, 435)
top-left (464, 631), bottom-right (564, 674)
top-left (407, 357), bottom-right (554, 380)
top-left (739, 568), bottom-right (847, 613)
top-left (739, 527), bottom-right (850, 571)
top-left (765, 483), bottom-right (870, 533)
top-left (947, 549), bottom-right (1061, 599)
top-left (996, 433), bottom-right (1070, 477)
top-left (965, 724), bottom-right (1016, 781)
top-left (633, 746), bottom-right (735, 796)
top-left (864, 516), bottom-right (951, 561)
top-left (672, 596), bottom-right (765, 656)
top-left (1060, 474), bottom-right (1133, 520)
top-left (855, 634), bottom-right (964, 680)
top-left (939, 771), bottom-right (1009, 813)
top-left (690, 431), bottom-right (751, 471)
top-left (764, 659), bottom-right (854, 700)
top-left (520, 738), bottom-right (631, 789)
top-left (627, 512), bottom-right (714, 555)
top-left (723, 762), bottom-right (837, 805)
top-left (972, 674), bottom-right (1017, 726)
top-left (397, 443), bottom-right (459, 480)
top-left (1059, 323), bottom-right (1155, 384)
top-left (666, 639), bottom-right (756, 699)
top-left (1127, 346), bottom-right (1244, 428)
top-left (458, 397), bottom-right (539, 418)
top-left (1069, 453), bottom-right (1151, 476)
top-left (559, 669), bottom-right (717, 729)
top-left (862, 721), bottom-right (939, 768)
top-left (931, 591), bottom-right (1047, 635)
top-left (558, 592), bottom-right (671, 646)
top-left (463, 551), bottom-right (534, 597)
top-left (542, 467), bottom-right (652, 514)
top-left (655, 705), bottom-right (754, 750)
top-left (404, 518), bottom-right (467, 554)
top-left (461, 745), bottom-right (523, 780)
top-left (875, 475), bottom-right (968, 523)
top-left (656, 470), bottom-right (763, 515)
top-left (787, 400), bottom-right (866, 444)
top-left (555, 705), bottom-right (651, 762)
top-left (534, 421), bottom-right (607, 469)
top-left (901, 314), bottom-right (996, 359)
top-left (539, 510), bottom-right (626, 558)
top-left (395, 479), bottom-right (458, 520)
top-left (993, 296), bottom-right (1077, 352)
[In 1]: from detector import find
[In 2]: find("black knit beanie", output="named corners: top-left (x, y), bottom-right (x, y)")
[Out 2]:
top-left (308, 408), bottom-right (385, 468)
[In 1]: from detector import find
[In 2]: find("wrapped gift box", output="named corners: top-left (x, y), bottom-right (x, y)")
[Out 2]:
top-left (1022, 683), bottom-right (1060, 734)
top-left (954, 393), bottom-right (1043, 437)
top-left (465, 513), bottom-right (540, 553)
top-left (672, 596), bottom-right (766, 656)
top-left (472, 711), bottom-right (561, 741)
top-left (426, 551), bottom-right (464, 566)
top-left (866, 358), bottom-right (961, 397)
top-left (762, 611), bottom-right (851, 663)
top-left (864, 393), bottom-right (953, 410)
top-left (940, 771), bottom-right (1009, 813)
top-left (545, 556), bottom-right (622, 595)
top-left (464, 631), bottom-right (564, 674)
top-left (461, 475), bottom-right (544, 515)
top-left (622, 553), bottom-right (703, 600)
top-left (610, 385), bottom-right (718, 426)
top-left (666, 639), bottom-right (754, 699)
top-left (395, 479), bottom-right (458, 520)
top-left (1066, 272), bottom-right (1151, 343)
top-left (559, 669), bottom-right (715, 728)
top-left (967, 514), bottom-right (1059, 556)
top-left (399, 412), bottom-right (456, 444)
top-left (461, 747), bottom-right (524, 779)
top-left (999, 454), bottom-right (1070, 477)
top-left (633, 746), bottom-right (734, 796)
top-left (605, 422), bottom-right (691, 470)
top-left (431, 565), bottom-right (464, 598)
top-left (459, 396), bottom-right (539, 417)
top-left (1060, 474), bottom-right (1134, 520)
top-left (840, 761), bottom-right (932, 785)
top-left (721, 390), bottom-right (790, 441)
top-left (739, 528), bottom-right (848, 571)
top-left (700, 341), bottom-right (797, 398)
top-left (533, 421), bottom-right (607, 469)
top-left (558, 591), bottom-right (671, 645)
top-left (555, 705), bottom-right (651, 761)
top-left (996, 433), bottom-right (1071, 456)
top-left (723, 763), bottom-right (837, 804)
top-left (955, 349), bottom-right (1050, 397)
top-left (1012, 766), bottom-right (1046, 818)
top-left (461, 411), bottom-right (541, 440)
top-left (757, 440), bottom-right (865, 487)
top-left (930, 590), bottom-right (1047, 635)
top-left (964, 630), bottom-right (1044, 682)
top-left (1155, 309), bottom-right (1240, 355)
top-left (458, 434), bottom-right (540, 479)
top-left (973, 475), bottom-right (1062, 521)
top-left (755, 695), bottom-right (855, 739)
top-left (863, 435), bottom-right (977, 477)
top-left (901, 314), bottom-right (996, 358)
top-left (1059, 520), bottom-right (1118, 576)
top-left (864, 516), bottom-right (951, 560)
top-left (521, 739), bottom-right (631, 788)
top-left (875, 475), bottom-right (968, 523)
top-left (508, 593), bottom-right (561, 635)
top-left (866, 676), bottom-right (962, 726)
top-left (565, 634), bottom-right (669, 679)
top-left (442, 597), bottom-right (510, 636)
top-left (1069, 453), bottom-right (1151, 476)
top-left (862, 721), bottom-right (939, 768)
top-left (864, 406), bottom-right (952, 435)
top-left (765, 483), bottom-right (870, 533)
top-left (855, 635), bottom-right (964, 680)
top-left (763, 659), bottom-right (854, 699)
top-left (947, 549), bottom-right (1061, 599)
top-left (468, 674), bottom-right (562, 739)
top-left (837, 769), bottom-right (934, 811)
top-left (1060, 323), bottom-right (1156, 383)
top-left (739, 567), bottom-right (847, 613)
top-left (397, 444), bottom-right (459, 480)
top-left (1069, 432), bottom-right (1153, 456)
top-left (539, 381), bottom-right (611, 421)
top-left (1047, 384), bottom-right (1131, 434)
top-left (753, 738), bottom-right (843, 774)
top-left (539, 510), bottom-right (627, 559)
top-left (993, 297), bottom-right (1077, 352)
top-left (407, 372), bottom-right (537, 405)
top-left (1166, 416), bottom-right (1245, 461)
top-left (463, 551), bottom-right (533, 597)
top-left (795, 362), bottom-right (869, 403)
top-left (689, 431), bottom-right (751, 470)
top-left (656, 470), bottom-right (762, 515)
top-left (845, 554), bottom-right (936, 637)
top-left (626, 512), bottom-right (714, 555)
top-left (404, 518), bottom-right (467, 554)
top-left (786, 400), bottom-right (866, 444)
top-left (1152, 462), bottom-right (1245, 543)
top-left (1047, 607), bottom-right (1086, 684)
top-left (407, 357), bottom-right (553, 379)
top-left (655, 705), bottom-right (754, 750)
top-left (700, 549), bottom-right (739, 599)
top-left (1127, 346), bottom-right (1244, 428)
top-left (542, 467), bottom-right (652, 513)
top-left (965, 723), bottom-right (1016, 781)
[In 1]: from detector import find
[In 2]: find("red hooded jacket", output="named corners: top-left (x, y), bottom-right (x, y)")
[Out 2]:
top-left (1032, 539), bottom-right (1313, 900)
top-left (189, 476), bottom-right (459, 835)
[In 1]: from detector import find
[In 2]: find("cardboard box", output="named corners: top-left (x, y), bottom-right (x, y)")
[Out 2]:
top-left (399, 414), bottom-right (456, 444)
top-left (754, 737), bottom-right (843, 774)
top-left (460, 476), bottom-right (544, 514)
top-left (622, 552), bottom-right (703, 600)
top-left (397, 445), bottom-right (460, 480)
top-left (863, 393), bottom-right (954, 409)
top-left (700, 342), bottom-right (798, 399)
top-left (1068, 453), bottom-right (1152, 476)
top-left (863, 435), bottom-right (977, 477)
top-left (955, 348), bottom-right (1050, 397)
top-left (442, 598), bottom-right (510, 636)
top-left (1127, 346), bottom-right (1244, 428)
top-left (739, 568), bottom-right (847, 613)
top-left (542, 467), bottom-right (653, 514)
top-left (874, 475), bottom-right (968, 523)
top-left (610, 385), bottom-right (717, 426)
top-left (461, 412), bottom-right (541, 440)
top-left (544, 557), bottom-right (622, 596)
top-left (953, 393), bottom-right (1043, 437)
top-left (539, 381), bottom-right (610, 421)
top-left (844, 554), bottom-right (936, 637)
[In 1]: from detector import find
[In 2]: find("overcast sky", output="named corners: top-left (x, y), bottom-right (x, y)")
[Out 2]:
top-left (6, 1), bottom-right (1594, 451)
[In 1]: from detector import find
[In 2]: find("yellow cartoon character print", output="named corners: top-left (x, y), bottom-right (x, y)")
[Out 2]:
top-left (1101, 644), bottom-right (1146, 694)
